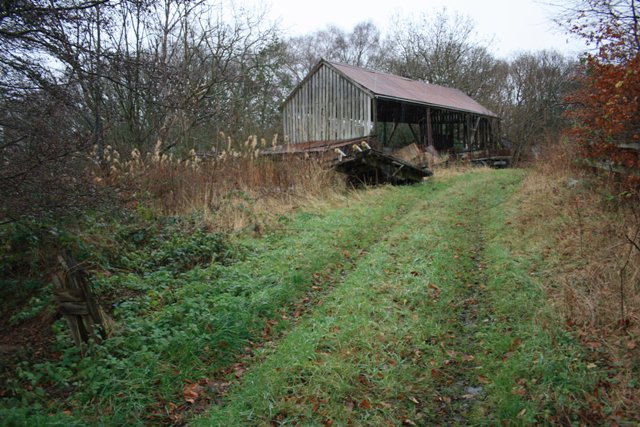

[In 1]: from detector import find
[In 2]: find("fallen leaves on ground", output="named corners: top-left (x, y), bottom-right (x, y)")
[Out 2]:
top-left (183, 382), bottom-right (202, 404)
top-left (477, 375), bottom-right (490, 384)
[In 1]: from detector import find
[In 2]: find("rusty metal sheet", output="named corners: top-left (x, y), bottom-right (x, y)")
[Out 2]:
top-left (328, 61), bottom-right (497, 118)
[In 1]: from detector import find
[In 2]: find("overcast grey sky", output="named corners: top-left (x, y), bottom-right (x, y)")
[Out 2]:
top-left (247, 0), bottom-right (588, 58)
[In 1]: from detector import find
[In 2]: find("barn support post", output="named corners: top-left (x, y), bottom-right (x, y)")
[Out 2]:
top-left (496, 118), bottom-right (502, 149)
top-left (490, 120), bottom-right (494, 148)
top-left (371, 98), bottom-right (378, 141)
top-left (382, 121), bottom-right (387, 145)
top-left (387, 118), bottom-right (399, 146)
top-left (447, 116), bottom-right (453, 151)
top-left (408, 123), bottom-right (420, 144)
top-left (472, 115), bottom-right (481, 149)
top-left (465, 113), bottom-right (472, 150)
top-left (426, 107), bottom-right (434, 148)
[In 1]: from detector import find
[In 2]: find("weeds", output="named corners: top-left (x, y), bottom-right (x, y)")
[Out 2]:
top-left (1, 131), bottom-right (349, 425)
top-left (96, 135), bottom-right (345, 233)
top-left (516, 140), bottom-right (640, 419)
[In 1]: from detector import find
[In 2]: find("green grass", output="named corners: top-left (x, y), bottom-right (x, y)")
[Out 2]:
top-left (1, 170), bottom-right (602, 425)
top-left (0, 185), bottom-right (429, 425)
top-left (196, 170), bottom-right (599, 426)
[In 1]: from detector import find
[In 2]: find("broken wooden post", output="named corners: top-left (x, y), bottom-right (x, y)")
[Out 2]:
top-left (51, 251), bottom-right (109, 349)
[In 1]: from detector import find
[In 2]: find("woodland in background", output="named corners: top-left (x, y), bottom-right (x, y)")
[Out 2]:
top-left (1, 0), bottom-right (579, 224)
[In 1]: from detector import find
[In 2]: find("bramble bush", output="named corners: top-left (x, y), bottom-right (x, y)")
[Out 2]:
top-left (563, 0), bottom-right (640, 186)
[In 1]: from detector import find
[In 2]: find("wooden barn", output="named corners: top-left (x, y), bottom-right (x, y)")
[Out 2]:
top-left (282, 59), bottom-right (500, 154)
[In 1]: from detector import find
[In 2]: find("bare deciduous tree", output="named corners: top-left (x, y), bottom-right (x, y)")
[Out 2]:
top-left (0, 0), bottom-right (289, 223)
top-left (284, 21), bottom-right (383, 82)
top-left (383, 9), bottom-right (502, 107)
top-left (501, 50), bottom-right (577, 163)
top-left (0, 0), bottom-right (111, 222)
top-left (553, 0), bottom-right (640, 60)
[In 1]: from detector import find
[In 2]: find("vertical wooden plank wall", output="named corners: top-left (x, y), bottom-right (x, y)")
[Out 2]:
top-left (283, 64), bottom-right (373, 144)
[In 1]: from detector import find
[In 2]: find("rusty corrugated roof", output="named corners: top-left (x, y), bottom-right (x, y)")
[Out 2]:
top-left (326, 60), bottom-right (498, 118)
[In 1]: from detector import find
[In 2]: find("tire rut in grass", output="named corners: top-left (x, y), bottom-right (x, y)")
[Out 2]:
top-left (424, 173), bottom-right (526, 425)
top-left (429, 194), bottom-right (491, 424)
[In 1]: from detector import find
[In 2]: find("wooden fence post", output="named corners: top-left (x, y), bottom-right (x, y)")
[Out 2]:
top-left (51, 251), bottom-right (109, 349)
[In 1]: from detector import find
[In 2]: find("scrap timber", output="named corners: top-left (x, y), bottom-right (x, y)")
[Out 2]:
top-left (333, 148), bottom-right (433, 185)
top-left (462, 149), bottom-right (512, 169)
top-left (262, 138), bottom-right (432, 185)
top-left (262, 136), bottom-right (366, 156)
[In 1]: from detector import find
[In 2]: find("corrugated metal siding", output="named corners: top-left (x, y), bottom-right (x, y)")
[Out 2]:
top-left (284, 63), bottom-right (373, 144)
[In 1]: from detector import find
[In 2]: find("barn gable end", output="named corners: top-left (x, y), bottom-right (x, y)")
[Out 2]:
top-left (283, 61), bottom-right (373, 144)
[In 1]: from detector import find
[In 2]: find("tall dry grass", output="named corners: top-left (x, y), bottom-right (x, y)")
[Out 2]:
top-left (517, 138), bottom-right (640, 418)
top-left (95, 135), bottom-right (346, 232)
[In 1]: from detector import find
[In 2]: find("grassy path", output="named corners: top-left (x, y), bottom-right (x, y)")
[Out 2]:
top-left (197, 170), bottom-right (596, 426)
top-left (1, 170), bottom-right (599, 426)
